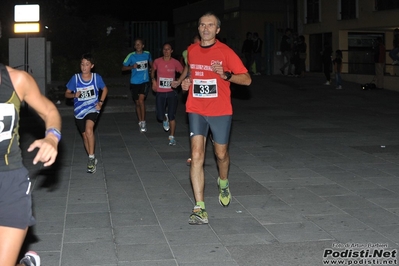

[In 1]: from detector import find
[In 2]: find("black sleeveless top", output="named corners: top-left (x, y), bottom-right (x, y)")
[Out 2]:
top-left (0, 64), bottom-right (23, 171)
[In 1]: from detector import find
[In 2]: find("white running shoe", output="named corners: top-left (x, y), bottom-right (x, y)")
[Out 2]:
top-left (20, 251), bottom-right (41, 266)
top-left (168, 136), bottom-right (176, 146)
top-left (163, 114), bottom-right (170, 131)
top-left (140, 121), bottom-right (147, 132)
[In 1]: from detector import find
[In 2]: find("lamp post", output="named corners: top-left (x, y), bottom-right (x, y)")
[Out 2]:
top-left (14, 4), bottom-right (40, 109)
top-left (14, 4), bottom-right (40, 73)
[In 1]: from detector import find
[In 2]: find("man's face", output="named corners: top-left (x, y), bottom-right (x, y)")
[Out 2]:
top-left (198, 15), bottom-right (220, 42)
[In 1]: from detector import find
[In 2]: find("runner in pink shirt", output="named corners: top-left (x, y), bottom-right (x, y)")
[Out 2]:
top-left (151, 42), bottom-right (184, 145)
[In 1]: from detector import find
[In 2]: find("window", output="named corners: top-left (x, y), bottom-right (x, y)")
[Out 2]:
top-left (339, 0), bottom-right (357, 20)
top-left (223, 12), bottom-right (240, 20)
top-left (375, 0), bottom-right (399, 11)
top-left (347, 32), bottom-right (383, 74)
top-left (306, 0), bottom-right (320, 24)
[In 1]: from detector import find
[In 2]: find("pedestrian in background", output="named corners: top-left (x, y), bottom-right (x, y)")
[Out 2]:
top-left (296, 35), bottom-right (307, 78)
top-left (389, 28), bottom-right (399, 65)
top-left (0, 63), bottom-right (61, 266)
top-left (241, 32), bottom-right (253, 73)
top-left (252, 32), bottom-right (263, 75)
top-left (65, 53), bottom-right (108, 174)
top-left (374, 37), bottom-right (386, 89)
top-left (181, 12), bottom-right (251, 225)
top-left (151, 42), bottom-right (184, 146)
top-left (322, 43), bottom-right (333, 85)
top-left (291, 34), bottom-right (300, 77)
top-left (333, 50), bottom-right (343, 89)
top-left (122, 38), bottom-right (153, 133)
top-left (279, 28), bottom-right (293, 75)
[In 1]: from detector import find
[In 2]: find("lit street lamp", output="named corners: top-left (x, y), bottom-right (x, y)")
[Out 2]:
top-left (14, 4), bottom-right (41, 109)
top-left (14, 4), bottom-right (40, 72)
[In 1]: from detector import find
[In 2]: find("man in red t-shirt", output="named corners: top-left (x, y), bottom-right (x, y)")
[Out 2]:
top-left (180, 12), bottom-right (251, 225)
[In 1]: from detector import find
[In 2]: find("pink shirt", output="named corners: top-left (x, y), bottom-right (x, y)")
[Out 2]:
top-left (153, 57), bottom-right (183, 93)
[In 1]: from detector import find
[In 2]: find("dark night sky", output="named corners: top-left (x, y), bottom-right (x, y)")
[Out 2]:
top-left (1, 0), bottom-right (201, 22)
top-left (0, 0), bottom-right (203, 38)
top-left (0, 0), bottom-right (202, 63)
top-left (78, 0), bottom-right (199, 21)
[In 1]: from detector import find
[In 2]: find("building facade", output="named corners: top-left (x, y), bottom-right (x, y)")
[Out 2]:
top-left (173, 0), bottom-right (295, 75)
top-left (174, 0), bottom-right (399, 90)
top-left (299, 0), bottom-right (399, 90)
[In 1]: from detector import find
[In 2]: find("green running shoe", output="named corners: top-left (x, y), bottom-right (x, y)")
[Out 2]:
top-left (188, 205), bottom-right (208, 225)
top-left (218, 177), bottom-right (231, 207)
top-left (87, 157), bottom-right (97, 174)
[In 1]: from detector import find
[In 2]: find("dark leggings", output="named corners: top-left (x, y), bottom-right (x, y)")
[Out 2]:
top-left (155, 91), bottom-right (178, 121)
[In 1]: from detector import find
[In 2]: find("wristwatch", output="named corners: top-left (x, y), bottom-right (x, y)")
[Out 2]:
top-left (223, 71), bottom-right (232, 80)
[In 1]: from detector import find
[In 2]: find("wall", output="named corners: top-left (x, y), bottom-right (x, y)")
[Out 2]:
top-left (345, 73), bottom-right (399, 92)
top-left (9, 37), bottom-right (47, 95)
top-left (124, 21), bottom-right (168, 59)
top-left (299, 0), bottom-right (399, 91)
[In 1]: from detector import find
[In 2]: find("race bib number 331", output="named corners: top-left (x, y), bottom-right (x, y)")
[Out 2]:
top-left (192, 79), bottom-right (218, 98)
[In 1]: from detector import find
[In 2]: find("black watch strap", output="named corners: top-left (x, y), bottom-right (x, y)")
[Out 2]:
top-left (224, 71), bottom-right (232, 80)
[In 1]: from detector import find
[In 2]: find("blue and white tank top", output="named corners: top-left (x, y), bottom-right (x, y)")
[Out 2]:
top-left (66, 73), bottom-right (105, 119)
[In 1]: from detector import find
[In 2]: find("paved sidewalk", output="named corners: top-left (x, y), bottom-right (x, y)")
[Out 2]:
top-left (20, 73), bottom-right (399, 265)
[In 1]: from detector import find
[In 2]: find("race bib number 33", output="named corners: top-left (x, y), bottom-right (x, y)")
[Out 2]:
top-left (192, 79), bottom-right (218, 98)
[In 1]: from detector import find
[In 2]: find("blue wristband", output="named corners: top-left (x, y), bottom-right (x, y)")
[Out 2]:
top-left (45, 128), bottom-right (61, 142)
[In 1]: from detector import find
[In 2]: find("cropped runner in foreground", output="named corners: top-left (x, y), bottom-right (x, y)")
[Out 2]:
top-left (0, 64), bottom-right (61, 266)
